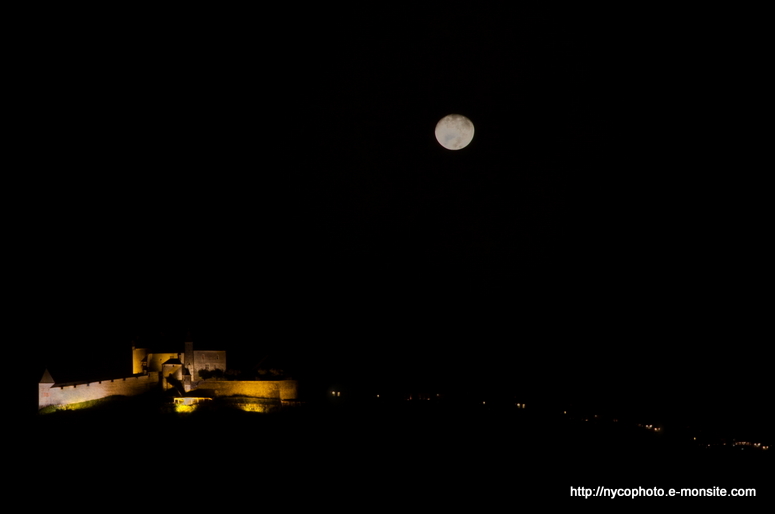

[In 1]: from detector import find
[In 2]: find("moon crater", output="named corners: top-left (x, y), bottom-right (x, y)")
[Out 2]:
top-left (435, 114), bottom-right (474, 150)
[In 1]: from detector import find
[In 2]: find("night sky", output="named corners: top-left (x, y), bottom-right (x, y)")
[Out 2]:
top-left (26, 7), bottom-right (769, 437)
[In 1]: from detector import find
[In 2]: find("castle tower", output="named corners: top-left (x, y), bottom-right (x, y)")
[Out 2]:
top-left (184, 339), bottom-right (194, 374)
top-left (184, 337), bottom-right (194, 391)
top-left (39, 368), bottom-right (55, 409)
top-left (132, 342), bottom-right (149, 375)
top-left (182, 333), bottom-right (225, 391)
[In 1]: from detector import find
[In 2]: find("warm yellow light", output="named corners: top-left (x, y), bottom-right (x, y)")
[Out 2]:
top-left (239, 403), bottom-right (268, 413)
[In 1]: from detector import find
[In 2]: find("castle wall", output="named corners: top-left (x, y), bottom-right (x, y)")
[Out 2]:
top-left (279, 380), bottom-right (298, 402)
top-left (196, 380), bottom-right (298, 401)
top-left (39, 372), bottom-right (160, 409)
top-left (147, 353), bottom-right (180, 372)
top-left (162, 364), bottom-right (183, 391)
top-left (189, 350), bottom-right (226, 379)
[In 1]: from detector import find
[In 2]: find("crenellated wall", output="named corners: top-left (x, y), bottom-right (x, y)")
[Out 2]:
top-left (39, 372), bottom-right (160, 409)
top-left (41, 341), bottom-right (298, 411)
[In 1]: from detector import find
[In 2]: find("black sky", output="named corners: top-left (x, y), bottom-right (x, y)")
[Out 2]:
top-left (24, 7), bottom-right (770, 431)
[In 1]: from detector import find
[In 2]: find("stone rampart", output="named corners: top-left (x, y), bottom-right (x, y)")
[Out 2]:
top-left (39, 373), bottom-right (160, 409)
top-left (196, 380), bottom-right (298, 401)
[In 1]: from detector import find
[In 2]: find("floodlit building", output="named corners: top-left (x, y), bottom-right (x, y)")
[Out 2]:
top-left (39, 337), bottom-right (298, 411)
top-left (131, 341), bottom-right (226, 392)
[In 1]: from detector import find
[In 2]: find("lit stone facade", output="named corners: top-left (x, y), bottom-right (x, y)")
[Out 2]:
top-left (38, 370), bottom-right (160, 409)
top-left (184, 340), bottom-right (226, 386)
top-left (39, 340), bottom-right (297, 410)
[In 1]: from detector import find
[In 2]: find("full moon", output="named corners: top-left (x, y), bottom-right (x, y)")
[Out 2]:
top-left (435, 114), bottom-right (474, 150)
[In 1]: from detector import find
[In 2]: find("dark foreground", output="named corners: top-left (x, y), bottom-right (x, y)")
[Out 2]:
top-left (27, 398), bottom-right (771, 505)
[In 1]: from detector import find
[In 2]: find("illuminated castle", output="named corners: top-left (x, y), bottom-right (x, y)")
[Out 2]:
top-left (131, 340), bottom-right (226, 393)
top-left (39, 338), bottom-right (298, 411)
